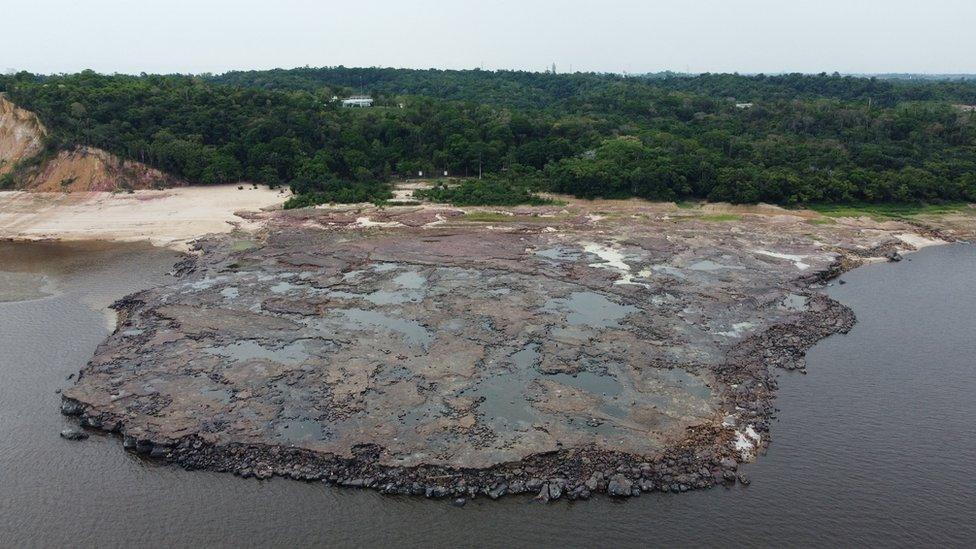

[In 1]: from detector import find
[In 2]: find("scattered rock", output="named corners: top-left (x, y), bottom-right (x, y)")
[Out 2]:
top-left (59, 399), bottom-right (83, 416)
top-left (59, 428), bottom-right (88, 441)
top-left (607, 474), bottom-right (633, 497)
top-left (488, 483), bottom-right (508, 500)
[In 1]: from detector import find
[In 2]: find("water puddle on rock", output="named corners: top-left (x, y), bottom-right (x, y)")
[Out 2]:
top-left (544, 291), bottom-right (638, 328)
top-left (654, 367), bottom-right (713, 400)
top-left (274, 418), bottom-right (325, 442)
top-left (781, 293), bottom-right (808, 311)
top-left (461, 345), bottom-right (630, 432)
top-left (270, 281), bottom-right (306, 294)
top-left (534, 246), bottom-right (583, 262)
top-left (464, 372), bottom-right (538, 428)
top-left (328, 267), bottom-right (428, 305)
top-left (689, 259), bottom-right (744, 272)
top-left (204, 340), bottom-right (310, 365)
top-left (393, 271), bottom-right (426, 289)
top-left (335, 309), bottom-right (432, 349)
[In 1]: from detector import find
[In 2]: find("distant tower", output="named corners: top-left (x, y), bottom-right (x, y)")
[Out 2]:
top-left (551, 62), bottom-right (557, 74)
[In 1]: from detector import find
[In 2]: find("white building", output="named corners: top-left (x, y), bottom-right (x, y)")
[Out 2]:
top-left (341, 95), bottom-right (374, 108)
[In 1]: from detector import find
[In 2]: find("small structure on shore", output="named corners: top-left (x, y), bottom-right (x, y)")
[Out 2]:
top-left (341, 95), bottom-right (374, 108)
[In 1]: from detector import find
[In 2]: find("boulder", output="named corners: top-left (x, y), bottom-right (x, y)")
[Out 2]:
top-left (60, 399), bottom-right (84, 416)
top-left (606, 474), bottom-right (633, 497)
top-left (59, 428), bottom-right (88, 441)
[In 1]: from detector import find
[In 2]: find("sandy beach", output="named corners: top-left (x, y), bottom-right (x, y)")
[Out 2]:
top-left (0, 185), bottom-right (289, 250)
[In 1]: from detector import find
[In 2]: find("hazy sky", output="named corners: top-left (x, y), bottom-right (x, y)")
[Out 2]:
top-left (3, 0), bottom-right (975, 75)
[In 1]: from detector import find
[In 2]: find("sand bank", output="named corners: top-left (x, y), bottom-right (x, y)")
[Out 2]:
top-left (0, 185), bottom-right (288, 250)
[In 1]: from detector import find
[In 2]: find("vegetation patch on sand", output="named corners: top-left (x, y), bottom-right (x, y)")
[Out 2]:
top-left (674, 213), bottom-right (743, 222)
top-left (697, 213), bottom-right (743, 222)
top-left (808, 202), bottom-right (972, 221)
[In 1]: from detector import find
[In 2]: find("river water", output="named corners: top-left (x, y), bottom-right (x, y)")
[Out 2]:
top-left (1, 241), bottom-right (973, 548)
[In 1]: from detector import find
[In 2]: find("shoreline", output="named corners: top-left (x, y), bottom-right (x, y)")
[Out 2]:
top-left (53, 207), bottom-right (910, 503)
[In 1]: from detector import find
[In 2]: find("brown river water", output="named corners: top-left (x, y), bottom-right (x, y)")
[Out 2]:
top-left (0, 240), bottom-right (974, 548)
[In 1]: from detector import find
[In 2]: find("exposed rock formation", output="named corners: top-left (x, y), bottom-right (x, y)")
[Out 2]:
top-left (60, 207), bottom-right (881, 500)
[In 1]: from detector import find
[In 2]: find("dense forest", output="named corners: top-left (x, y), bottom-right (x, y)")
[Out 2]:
top-left (2, 67), bottom-right (975, 206)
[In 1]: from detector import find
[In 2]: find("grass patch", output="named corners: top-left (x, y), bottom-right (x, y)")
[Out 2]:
top-left (806, 218), bottom-right (837, 226)
top-left (697, 213), bottom-right (742, 222)
top-left (807, 202), bottom-right (971, 221)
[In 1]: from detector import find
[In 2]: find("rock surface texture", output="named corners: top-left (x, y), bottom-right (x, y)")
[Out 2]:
top-left (62, 204), bottom-right (960, 500)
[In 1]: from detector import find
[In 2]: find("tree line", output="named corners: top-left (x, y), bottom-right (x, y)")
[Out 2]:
top-left (1, 68), bottom-right (974, 206)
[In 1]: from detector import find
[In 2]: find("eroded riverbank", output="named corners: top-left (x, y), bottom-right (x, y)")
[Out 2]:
top-left (55, 202), bottom-right (968, 501)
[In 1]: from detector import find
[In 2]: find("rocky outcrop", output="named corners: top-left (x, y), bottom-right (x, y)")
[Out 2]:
top-left (58, 208), bottom-right (877, 501)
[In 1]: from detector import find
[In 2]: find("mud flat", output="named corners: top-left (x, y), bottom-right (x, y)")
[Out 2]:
top-left (57, 202), bottom-right (970, 501)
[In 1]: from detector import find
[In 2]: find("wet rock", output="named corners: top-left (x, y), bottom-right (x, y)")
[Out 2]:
top-left (719, 458), bottom-right (737, 470)
top-left (488, 483), bottom-right (508, 499)
top-left (59, 399), bottom-right (83, 416)
top-left (737, 473), bottom-right (751, 485)
top-left (452, 497), bottom-right (466, 508)
top-left (59, 428), bottom-right (88, 440)
top-left (79, 416), bottom-right (103, 429)
top-left (607, 474), bottom-right (633, 497)
top-left (548, 480), bottom-right (564, 500)
top-left (254, 465), bottom-right (273, 480)
top-left (885, 251), bottom-right (903, 262)
top-left (426, 486), bottom-right (450, 498)
top-left (536, 480), bottom-right (563, 502)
